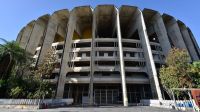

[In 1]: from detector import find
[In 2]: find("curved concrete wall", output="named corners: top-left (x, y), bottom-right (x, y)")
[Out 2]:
top-left (16, 5), bottom-right (200, 106)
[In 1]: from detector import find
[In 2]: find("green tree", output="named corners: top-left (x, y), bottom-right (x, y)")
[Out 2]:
top-left (159, 48), bottom-right (193, 96)
top-left (0, 38), bottom-right (33, 98)
top-left (33, 48), bottom-right (57, 79)
top-left (0, 38), bottom-right (32, 79)
top-left (190, 61), bottom-right (200, 88)
top-left (0, 39), bottom-right (57, 99)
top-left (6, 74), bottom-right (37, 98)
top-left (0, 79), bottom-right (7, 97)
top-left (31, 48), bottom-right (57, 99)
top-left (6, 48), bottom-right (57, 99)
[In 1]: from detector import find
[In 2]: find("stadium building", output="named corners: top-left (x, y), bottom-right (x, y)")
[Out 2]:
top-left (16, 5), bottom-right (200, 106)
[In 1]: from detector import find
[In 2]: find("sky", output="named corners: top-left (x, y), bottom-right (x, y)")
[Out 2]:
top-left (0, 0), bottom-right (200, 46)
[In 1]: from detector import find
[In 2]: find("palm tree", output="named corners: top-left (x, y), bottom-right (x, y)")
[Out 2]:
top-left (0, 38), bottom-right (32, 79)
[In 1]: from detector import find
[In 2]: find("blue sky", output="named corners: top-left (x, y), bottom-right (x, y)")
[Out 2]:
top-left (0, 0), bottom-right (199, 46)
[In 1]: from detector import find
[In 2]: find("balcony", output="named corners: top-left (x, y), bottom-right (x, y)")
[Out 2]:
top-left (65, 75), bottom-right (149, 84)
top-left (70, 66), bottom-right (91, 72)
top-left (150, 42), bottom-right (161, 46)
top-left (56, 49), bottom-right (63, 54)
top-left (71, 57), bottom-right (91, 61)
top-left (96, 66), bottom-right (119, 72)
top-left (151, 50), bottom-right (163, 55)
top-left (122, 39), bottom-right (141, 43)
top-left (52, 41), bottom-right (64, 46)
top-left (72, 39), bottom-right (92, 43)
top-left (94, 56), bottom-right (118, 61)
top-left (123, 48), bottom-right (143, 52)
top-left (94, 47), bottom-right (117, 51)
top-left (72, 47), bottom-right (91, 52)
top-left (66, 76), bottom-right (90, 83)
top-left (123, 57), bottom-right (145, 62)
top-left (95, 38), bottom-right (117, 42)
top-left (94, 75), bottom-right (149, 84)
top-left (125, 67), bottom-right (147, 72)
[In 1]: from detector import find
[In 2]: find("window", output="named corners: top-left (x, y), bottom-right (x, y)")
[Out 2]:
top-left (80, 73), bottom-right (88, 76)
top-left (130, 52), bottom-right (135, 57)
top-left (74, 61), bottom-right (90, 67)
top-left (77, 52), bottom-right (82, 57)
top-left (123, 42), bottom-right (137, 48)
top-left (96, 61), bottom-right (116, 66)
top-left (86, 52), bottom-right (90, 57)
top-left (125, 61), bottom-right (139, 67)
top-left (124, 52), bottom-right (136, 57)
top-left (96, 42), bottom-right (115, 47)
top-left (108, 51), bottom-right (113, 56)
top-left (99, 52), bottom-right (104, 56)
top-left (98, 51), bottom-right (113, 57)
top-left (139, 52), bottom-right (144, 58)
top-left (151, 45), bottom-right (156, 50)
top-left (102, 72), bottom-right (110, 76)
top-left (123, 52), bottom-right (127, 57)
top-left (77, 52), bottom-right (90, 57)
top-left (74, 42), bottom-right (91, 48)
top-left (56, 45), bottom-right (63, 50)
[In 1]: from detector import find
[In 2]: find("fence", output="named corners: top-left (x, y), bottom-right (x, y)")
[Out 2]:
top-left (0, 99), bottom-right (73, 109)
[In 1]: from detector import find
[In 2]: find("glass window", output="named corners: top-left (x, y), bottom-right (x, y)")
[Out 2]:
top-left (99, 52), bottom-right (104, 56)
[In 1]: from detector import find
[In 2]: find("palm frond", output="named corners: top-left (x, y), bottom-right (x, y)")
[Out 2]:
top-left (0, 38), bottom-right (9, 44)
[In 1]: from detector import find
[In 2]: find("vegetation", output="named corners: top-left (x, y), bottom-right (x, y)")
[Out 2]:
top-left (0, 38), bottom-right (32, 79)
top-left (190, 61), bottom-right (200, 88)
top-left (0, 39), bottom-right (56, 99)
top-left (159, 48), bottom-right (200, 97)
top-left (31, 48), bottom-right (57, 99)
top-left (32, 48), bottom-right (57, 79)
top-left (0, 38), bottom-right (32, 98)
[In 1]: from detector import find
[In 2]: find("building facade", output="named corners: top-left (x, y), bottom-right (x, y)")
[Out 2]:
top-left (16, 5), bottom-right (200, 106)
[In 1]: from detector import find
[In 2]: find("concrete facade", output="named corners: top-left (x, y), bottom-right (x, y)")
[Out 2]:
top-left (16, 5), bottom-right (200, 106)
top-left (19, 21), bottom-right (35, 49)
top-left (25, 15), bottom-right (50, 55)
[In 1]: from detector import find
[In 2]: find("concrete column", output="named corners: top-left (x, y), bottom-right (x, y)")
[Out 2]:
top-left (36, 18), bottom-right (58, 65)
top-left (16, 27), bottom-right (25, 43)
top-left (137, 9), bottom-right (163, 100)
top-left (116, 9), bottom-right (128, 106)
top-left (19, 21), bottom-right (35, 49)
top-left (25, 16), bottom-right (49, 54)
top-left (163, 15), bottom-right (187, 50)
top-left (152, 13), bottom-right (171, 56)
top-left (89, 8), bottom-right (95, 105)
top-left (187, 28), bottom-right (200, 60)
top-left (56, 12), bottom-right (76, 98)
top-left (178, 21), bottom-right (199, 61)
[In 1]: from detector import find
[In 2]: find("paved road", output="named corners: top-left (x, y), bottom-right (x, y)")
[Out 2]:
top-left (0, 106), bottom-right (191, 112)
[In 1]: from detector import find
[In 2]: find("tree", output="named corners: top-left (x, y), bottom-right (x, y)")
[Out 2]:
top-left (0, 79), bottom-right (7, 97)
top-left (159, 48), bottom-right (193, 96)
top-left (6, 74), bottom-right (37, 98)
top-left (32, 48), bottom-right (57, 79)
top-left (0, 38), bottom-right (32, 79)
top-left (31, 48), bottom-right (57, 99)
top-left (0, 39), bottom-right (57, 99)
top-left (0, 38), bottom-right (33, 98)
top-left (190, 61), bottom-right (200, 88)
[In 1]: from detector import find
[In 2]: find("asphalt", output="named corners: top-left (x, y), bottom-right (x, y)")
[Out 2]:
top-left (0, 106), bottom-right (192, 112)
